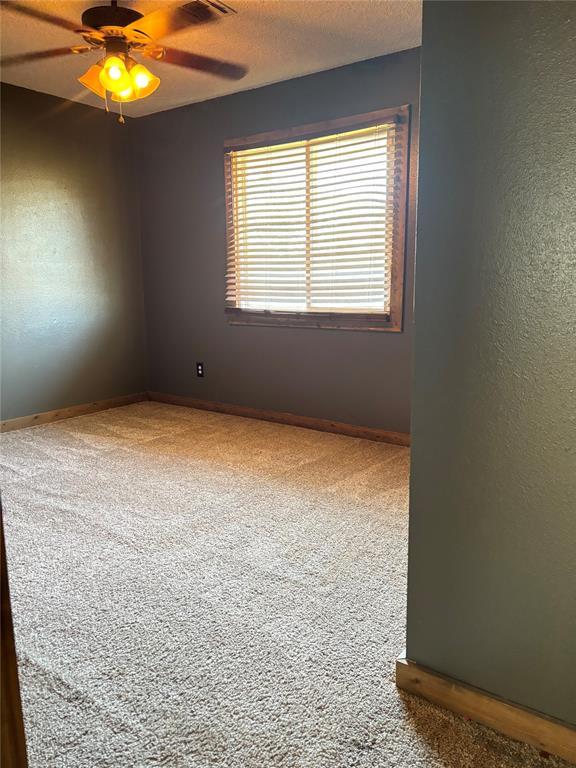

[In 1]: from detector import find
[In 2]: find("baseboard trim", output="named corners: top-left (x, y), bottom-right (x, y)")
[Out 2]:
top-left (0, 393), bottom-right (148, 433)
top-left (396, 655), bottom-right (576, 764)
top-left (148, 392), bottom-right (410, 446)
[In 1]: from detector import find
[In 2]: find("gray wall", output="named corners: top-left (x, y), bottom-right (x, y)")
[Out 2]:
top-left (1, 85), bottom-right (147, 420)
top-left (136, 49), bottom-right (420, 433)
top-left (407, 2), bottom-right (576, 724)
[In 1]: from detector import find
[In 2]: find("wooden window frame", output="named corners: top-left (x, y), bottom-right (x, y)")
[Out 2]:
top-left (224, 106), bottom-right (411, 333)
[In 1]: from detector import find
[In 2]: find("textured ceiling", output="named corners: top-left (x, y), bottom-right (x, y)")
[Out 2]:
top-left (0, 1), bottom-right (422, 117)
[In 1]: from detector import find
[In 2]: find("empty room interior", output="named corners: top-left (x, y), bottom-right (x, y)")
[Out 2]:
top-left (1, 1), bottom-right (575, 766)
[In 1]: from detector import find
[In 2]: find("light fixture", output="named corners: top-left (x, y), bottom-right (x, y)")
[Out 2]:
top-left (79, 53), bottom-right (161, 108)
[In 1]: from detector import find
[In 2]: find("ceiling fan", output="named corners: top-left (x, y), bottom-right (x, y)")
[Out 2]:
top-left (1, 0), bottom-right (247, 119)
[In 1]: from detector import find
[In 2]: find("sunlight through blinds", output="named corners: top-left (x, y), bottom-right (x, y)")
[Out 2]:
top-left (225, 112), bottom-right (408, 318)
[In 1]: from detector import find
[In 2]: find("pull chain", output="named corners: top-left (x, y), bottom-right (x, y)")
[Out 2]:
top-left (118, 100), bottom-right (125, 125)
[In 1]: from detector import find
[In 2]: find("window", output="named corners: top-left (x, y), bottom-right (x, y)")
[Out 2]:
top-left (224, 107), bottom-right (410, 331)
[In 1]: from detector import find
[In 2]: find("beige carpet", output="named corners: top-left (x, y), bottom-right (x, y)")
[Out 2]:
top-left (0, 402), bottom-right (568, 768)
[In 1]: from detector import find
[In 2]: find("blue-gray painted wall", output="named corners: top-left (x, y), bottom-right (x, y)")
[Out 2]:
top-left (407, 1), bottom-right (576, 724)
top-left (0, 85), bottom-right (147, 420)
top-left (135, 50), bottom-right (420, 434)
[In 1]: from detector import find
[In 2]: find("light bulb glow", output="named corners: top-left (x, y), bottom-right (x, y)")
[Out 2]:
top-left (129, 63), bottom-right (160, 100)
top-left (134, 72), bottom-right (150, 89)
top-left (99, 56), bottom-right (131, 94)
top-left (108, 65), bottom-right (122, 81)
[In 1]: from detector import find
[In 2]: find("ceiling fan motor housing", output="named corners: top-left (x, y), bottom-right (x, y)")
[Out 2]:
top-left (81, 4), bottom-right (144, 31)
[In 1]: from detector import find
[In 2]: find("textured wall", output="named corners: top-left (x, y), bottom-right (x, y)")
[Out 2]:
top-left (407, 2), bottom-right (576, 723)
top-left (0, 85), bottom-right (147, 420)
top-left (135, 50), bottom-right (420, 433)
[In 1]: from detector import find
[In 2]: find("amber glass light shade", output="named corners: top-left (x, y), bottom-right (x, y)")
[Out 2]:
top-left (78, 63), bottom-right (105, 99)
top-left (99, 55), bottom-right (131, 94)
top-left (130, 63), bottom-right (160, 99)
top-left (111, 85), bottom-right (137, 103)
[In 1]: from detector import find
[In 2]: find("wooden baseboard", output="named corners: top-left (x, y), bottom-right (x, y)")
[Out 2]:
top-left (0, 391), bottom-right (410, 446)
top-left (148, 391), bottom-right (410, 447)
top-left (0, 393), bottom-right (148, 433)
top-left (396, 655), bottom-right (576, 764)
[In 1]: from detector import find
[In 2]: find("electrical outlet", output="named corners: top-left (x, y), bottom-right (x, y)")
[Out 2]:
top-left (196, 362), bottom-right (204, 378)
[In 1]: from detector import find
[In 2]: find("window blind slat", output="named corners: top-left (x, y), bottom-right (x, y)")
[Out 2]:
top-left (225, 115), bottom-right (407, 317)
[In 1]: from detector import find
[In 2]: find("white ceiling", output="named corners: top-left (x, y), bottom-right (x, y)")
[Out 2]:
top-left (0, 0), bottom-right (422, 117)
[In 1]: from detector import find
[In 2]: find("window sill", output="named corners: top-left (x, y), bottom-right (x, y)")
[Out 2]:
top-left (225, 308), bottom-right (402, 332)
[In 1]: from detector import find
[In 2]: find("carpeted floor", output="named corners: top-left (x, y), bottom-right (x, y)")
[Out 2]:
top-left (0, 402), bottom-right (569, 768)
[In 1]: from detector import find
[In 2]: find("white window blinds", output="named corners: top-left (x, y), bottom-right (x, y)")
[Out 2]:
top-left (224, 109), bottom-right (409, 325)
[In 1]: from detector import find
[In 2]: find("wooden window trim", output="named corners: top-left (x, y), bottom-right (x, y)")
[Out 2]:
top-left (224, 106), bottom-right (411, 333)
top-left (225, 307), bottom-right (397, 332)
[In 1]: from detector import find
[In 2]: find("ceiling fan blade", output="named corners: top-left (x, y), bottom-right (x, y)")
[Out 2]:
top-left (2, 1), bottom-right (89, 34)
top-left (152, 46), bottom-right (247, 80)
top-left (203, 1), bottom-right (237, 14)
top-left (124, 2), bottom-right (221, 42)
top-left (0, 47), bottom-right (89, 67)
